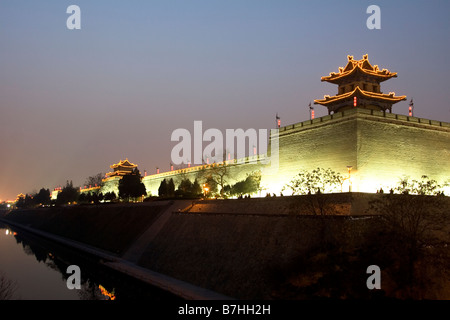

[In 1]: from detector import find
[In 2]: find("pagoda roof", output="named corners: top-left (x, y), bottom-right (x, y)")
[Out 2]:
top-left (110, 158), bottom-right (138, 169)
top-left (105, 171), bottom-right (127, 177)
top-left (314, 86), bottom-right (406, 106)
top-left (321, 54), bottom-right (398, 84)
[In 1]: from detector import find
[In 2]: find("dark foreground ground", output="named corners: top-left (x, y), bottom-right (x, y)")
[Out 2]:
top-left (2, 194), bottom-right (449, 299)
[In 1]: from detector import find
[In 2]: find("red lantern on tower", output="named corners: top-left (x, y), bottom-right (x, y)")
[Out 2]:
top-left (409, 98), bottom-right (414, 117)
top-left (309, 102), bottom-right (315, 120)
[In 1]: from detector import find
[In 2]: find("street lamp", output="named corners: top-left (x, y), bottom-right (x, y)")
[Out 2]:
top-left (346, 166), bottom-right (353, 192)
top-left (203, 184), bottom-right (209, 198)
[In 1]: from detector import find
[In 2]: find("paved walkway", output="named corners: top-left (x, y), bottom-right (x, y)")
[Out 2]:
top-left (104, 260), bottom-right (231, 300)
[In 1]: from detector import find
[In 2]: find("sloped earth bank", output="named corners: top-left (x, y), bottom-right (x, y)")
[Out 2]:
top-left (3, 195), bottom-right (449, 299)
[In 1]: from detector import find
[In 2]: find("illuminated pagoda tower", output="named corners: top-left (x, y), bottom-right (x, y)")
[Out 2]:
top-left (105, 158), bottom-right (138, 178)
top-left (256, 54), bottom-right (450, 195)
top-left (137, 54), bottom-right (450, 198)
top-left (100, 158), bottom-right (139, 195)
top-left (314, 54), bottom-right (406, 114)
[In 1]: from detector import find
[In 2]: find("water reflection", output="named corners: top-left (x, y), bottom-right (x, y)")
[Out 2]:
top-left (0, 223), bottom-right (112, 300)
top-left (0, 223), bottom-right (178, 300)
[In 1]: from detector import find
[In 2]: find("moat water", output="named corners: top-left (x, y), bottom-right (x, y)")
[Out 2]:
top-left (0, 222), bottom-right (178, 300)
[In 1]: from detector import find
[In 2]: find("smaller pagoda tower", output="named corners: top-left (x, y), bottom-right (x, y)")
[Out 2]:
top-left (105, 158), bottom-right (138, 178)
top-left (314, 54), bottom-right (406, 114)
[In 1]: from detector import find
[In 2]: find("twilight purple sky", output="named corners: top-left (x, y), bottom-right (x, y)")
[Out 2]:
top-left (1, 0), bottom-right (449, 200)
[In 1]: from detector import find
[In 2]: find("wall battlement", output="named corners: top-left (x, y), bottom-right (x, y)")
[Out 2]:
top-left (278, 108), bottom-right (450, 137)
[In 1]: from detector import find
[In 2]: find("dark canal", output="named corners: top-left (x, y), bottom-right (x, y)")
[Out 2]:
top-left (0, 222), bottom-right (180, 300)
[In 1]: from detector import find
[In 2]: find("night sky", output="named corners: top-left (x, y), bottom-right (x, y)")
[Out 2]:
top-left (1, 0), bottom-right (449, 200)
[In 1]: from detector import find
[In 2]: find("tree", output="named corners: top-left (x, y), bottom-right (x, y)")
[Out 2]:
top-left (174, 178), bottom-right (203, 198)
top-left (230, 180), bottom-right (246, 196)
top-left (167, 178), bottom-right (175, 198)
top-left (78, 192), bottom-right (100, 204)
top-left (34, 188), bottom-right (51, 206)
top-left (175, 178), bottom-right (192, 198)
top-left (78, 192), bottom-right (88, 204)
top-left (104, 191), bottom-right (116, 202)
top-left (394, 175), bottom-right (445, 195)
top-left (413, 175), bottom-right (441, 195)
top-left (178, 178), bottom-right (192, 194)
top-left (207, 162), bottom-right (230, 197)
top-left (395, 176), bottom-right (412, 194)
top-left (222, 184), bottom-right (232, 197)
top-left (230, 171), bottom-right (261, 197)
top-left (194, 154), bottom-right (230, 197)
top-left (283, 168), bottom-right (344, 195)
top-left (157, 178), bottom-right (176, 198)
top-left (370, 195), bottom-right (446, 254)
top-left (15, 194), bottom-right (26, 208)
top-left (282, 168), bottom-right (345, 216)
top-left (191, 178), bottom-right (203, 198)
top-left (84, 173), bottom-right (104, 189)
top-left (16, 194), bottom-right (35, 208)
top-left (203, 176), bottom-right (218, 198)
top-left (158, 179), bottom-right (168, 198)
top-left (91, 192), bottom-right (100, 204)
top-left (56, 181), bottom-right (79, 205)
top-left (368, 194), bottom-right (448, 297)
top-left (118, 168), bottom-right (147, 202)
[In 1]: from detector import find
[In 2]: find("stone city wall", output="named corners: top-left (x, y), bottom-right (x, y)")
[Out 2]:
top-left (89, 108), bottom-right (450, 197)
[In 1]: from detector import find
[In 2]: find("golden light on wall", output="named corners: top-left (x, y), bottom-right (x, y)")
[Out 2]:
top-left (259, 176), bottom-right (286, 196)
top-left (98, 285), bottom-right (116, 300)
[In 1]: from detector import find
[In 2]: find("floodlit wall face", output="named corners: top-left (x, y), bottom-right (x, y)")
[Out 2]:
top-left (100, 177), bottom-right (120, 196)
top-left (355, 112), bottom-right (450, 192)
top-left (261, 109), bottom-right (450, 194)
top-left (122, 109), bottom-right (450, 197)
top-left (142, 160), bottom-right (265, 197)
top-left (261, 113), bottom-right (358, 195)
top-left (51, 190), bottom-right (60, 201)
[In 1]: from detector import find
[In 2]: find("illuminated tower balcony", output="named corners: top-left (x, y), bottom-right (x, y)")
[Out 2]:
top-left (314, 54), bottom-right (406, 114)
